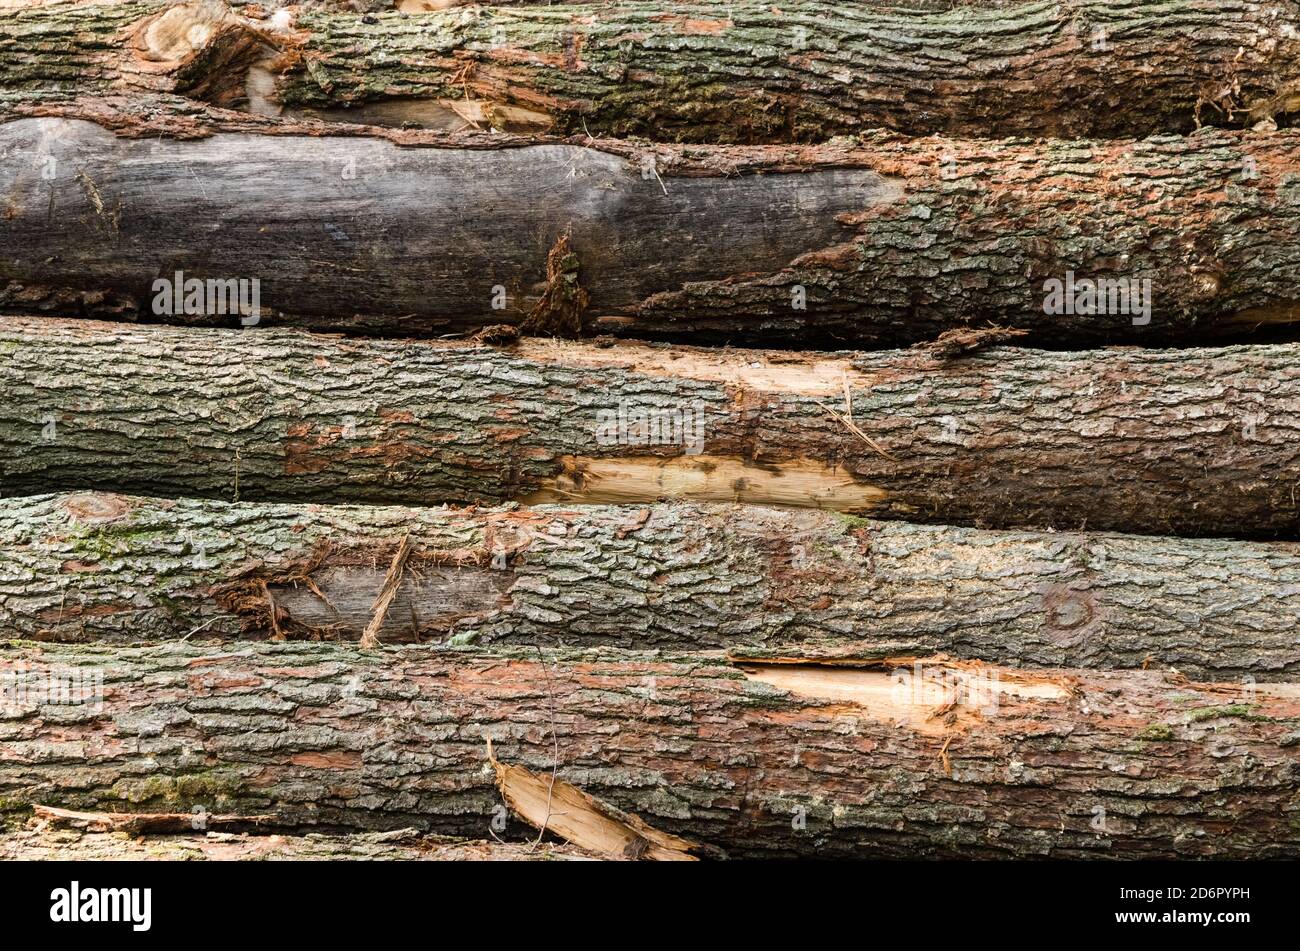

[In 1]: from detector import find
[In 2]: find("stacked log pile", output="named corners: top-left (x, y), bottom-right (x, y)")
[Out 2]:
top-left (1, 0), bottom-right (1298, 860)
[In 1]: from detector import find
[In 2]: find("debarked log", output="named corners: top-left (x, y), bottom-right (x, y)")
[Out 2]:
top-left (3, 0), bottom-right (1299, 140)
top-left (0, 641), bottom-right (1297, 858)
top-left (4, 116), bottom-right (1300, 346)
top-left (2, 492), bottom-right (1299, 680)
top-left (4, 318), bottom-right (1300, 539)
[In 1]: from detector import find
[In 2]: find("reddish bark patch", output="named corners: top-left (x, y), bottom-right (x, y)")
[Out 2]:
top-left (645, 14), bottom-right (731, 36)
top-left (288, 750), bottom-right (362, 769)
top-left (185, 672), bottom-right (264, 690)
top-left (61, 493), bottom-right (132, 524)
top-left (680, 18), bottom-right (731, 35)
top-left (283, 440), bottom-right (332, 475)
top-left (37, 602), bottom-right (128, 621)
top-left (790, 241), bottom-right (861, 270)
top-left (61, 560), bottom-right (105, 573)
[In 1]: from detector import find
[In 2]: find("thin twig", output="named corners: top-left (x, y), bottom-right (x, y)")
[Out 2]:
top-left (527, 646), bottom-right (562, 852)
top-left (812, 399), bottom-right (896, 461)
top-left (360, 533), bottom-right (413, 649)
top-left (262, 581), bottom-right (284, 641)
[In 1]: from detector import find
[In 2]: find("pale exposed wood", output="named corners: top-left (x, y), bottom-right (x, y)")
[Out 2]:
top-left (522, 456), bottom-right (888, 512)
top-left (488, 739), bottom-right (701, 860)
top-left (740, 662), bottom-right (1071, 736)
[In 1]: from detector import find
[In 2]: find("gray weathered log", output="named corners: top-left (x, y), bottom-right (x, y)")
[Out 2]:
top-left (1, 641), bottom-right (1296, 858)
top-left (3, 114), bottom-right (1300, 345)
top-left (3, 492), bottom-right (1299, 680)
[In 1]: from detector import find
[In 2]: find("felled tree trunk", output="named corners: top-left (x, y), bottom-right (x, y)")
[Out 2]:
top-left (1, 642), bottom-right (1296, 858)
top-left (4, 492), bottom-right (1300, 680)
top-left (4, 318), bottom-right (1300, 540)
top-left (3, 0), bottom-right (1298, 139)
top-left (0, 826), bottom-right (586, 861)
top-left (3, 113), bottom-right (1299, 346)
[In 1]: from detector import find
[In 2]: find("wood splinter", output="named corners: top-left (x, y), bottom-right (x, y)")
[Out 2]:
top-left (487, 738), bottom-right (703, 861)
top-left (359, 532), bottom-right (414, 649)
top-left (32, 804), bottom-right (276, 836)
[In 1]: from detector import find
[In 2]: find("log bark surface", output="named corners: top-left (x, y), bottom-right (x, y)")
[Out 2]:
top-left (0, 826), bottom-right (585, 860)
top-left (3, 114), bottom-right (1300, 345)
top-left (4, 0), bottom-right (1299, 139)
top-left (3, 493), bottom-right (1299, 680)
top-left (4, 318), bottom-right (1300, 539)
top-left (282, 0), bottom-right (1300, 140)
top-left (1, 641), bottom-right (1296, 858)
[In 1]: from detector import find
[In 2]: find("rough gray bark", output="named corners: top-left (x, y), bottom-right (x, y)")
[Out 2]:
top-left (5, 318), bottom-right (1300, 539)
top-left (3, 492), bottom-right (1299, 680)
top-left (4, 0), bottom-right (1299, 139)
top-left (275, 0), bottom-right (1300, 140)
top-left (4, 114), bottom-right (1300, 346)
top-left (1, 641), bottom-right (1296, 858)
